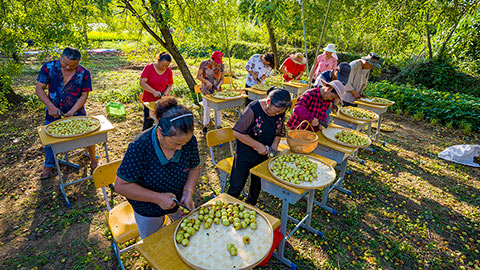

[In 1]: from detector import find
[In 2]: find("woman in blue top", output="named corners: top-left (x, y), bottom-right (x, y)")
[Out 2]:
top-left (115, 97), bottom-right (200, 239)
top-left (227, 88), bottom-right (291, 206)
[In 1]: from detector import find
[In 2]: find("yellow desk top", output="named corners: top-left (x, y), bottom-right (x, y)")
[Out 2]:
top-left (37, 115), bottom-right (114, 146)
top-left (250, 151), bottom-right (336, 195)
top-left (203, 94), bottom-right (247, 103)
top-left (354, 100), bottom-right (389, 109)
top-left (283, 81), bottom-right (308, 88)
top-left (245, 88), bottom-right (268, 95)
top-left (135, 193), bottom-right (280, 270)
top-left (316, 124), bottom-right (356, 154)
top-left (143, 101), bottom-right (156, 112)
top-left (330, 111), bottom-right (368, 125)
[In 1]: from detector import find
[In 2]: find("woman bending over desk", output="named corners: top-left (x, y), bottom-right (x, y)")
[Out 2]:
top-left (115, 97), bottom-right (200, 239)
top-left (227, 88), bottom-right (291, 206)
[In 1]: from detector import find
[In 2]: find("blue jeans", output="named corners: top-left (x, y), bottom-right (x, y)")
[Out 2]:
top-left (326, 109), bottom-right (332, 124)
top-left (44, 118), bottom-right (55, 168)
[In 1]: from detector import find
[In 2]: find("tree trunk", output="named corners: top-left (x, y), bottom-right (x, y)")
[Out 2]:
top-left (159, 26), bottom-right (197, 94)
top-left (265, 19), bottom-right (279, 69)
top-left (1, 81), bottom-right (22, 105)
top-left (121, 0), bottom-right (197, 96)
top-left (426, 13), bottom-right (433, 60)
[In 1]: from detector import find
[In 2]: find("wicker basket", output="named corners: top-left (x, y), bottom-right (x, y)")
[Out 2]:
top-left (287, 120), bottom-right (318, 154)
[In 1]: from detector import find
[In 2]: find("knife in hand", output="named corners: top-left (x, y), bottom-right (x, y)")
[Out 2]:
top-left (172, 197), bottom-right (191, 214)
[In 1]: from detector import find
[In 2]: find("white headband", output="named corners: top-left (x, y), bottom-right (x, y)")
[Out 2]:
top-left (169, 113), bottom-right (193, 122)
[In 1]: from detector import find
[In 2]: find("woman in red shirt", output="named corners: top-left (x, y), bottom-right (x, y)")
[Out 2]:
top-left (279, 53), bottom-right (306, 82)
top-left (140, 52), bottom-right (174, 130)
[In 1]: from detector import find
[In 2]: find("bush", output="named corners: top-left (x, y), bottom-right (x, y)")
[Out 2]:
top-left (87, 31), bottom-right (138, 42)
top-left (364, 81), bottom-right (480, 131)
top-left (393, 58), bottom-right (480, 97)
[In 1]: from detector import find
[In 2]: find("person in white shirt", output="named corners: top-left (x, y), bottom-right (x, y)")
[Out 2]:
top-left (343, 52), bottom-right (381, 107)
top-left (245, 52), bottom-right (275, 88)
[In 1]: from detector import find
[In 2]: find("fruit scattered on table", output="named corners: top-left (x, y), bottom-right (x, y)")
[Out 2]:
top-left (335, 130), bottom-right (370, 146)
top-left (176, 201), bottom-right (259, 249)
top-left (252, 84), bottom-right (271, 91)
top-left (215, 91), bottom-right (241, 98)
top-left (270, 154), bottom-right (319, 184)
top-left (47, 118), bottom-right (100, 136)
top-left (342, 107), bottom-right (378, 120)
top-left (362, 97), bottom-right (393, 104)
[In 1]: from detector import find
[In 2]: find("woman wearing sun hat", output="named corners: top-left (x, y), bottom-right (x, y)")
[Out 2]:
top-left (196, 51), bottom-right (225, 134)
top-left (279, 53), bottom-right (306, 82)
top-left (309, 43), bottom-right (338, 83)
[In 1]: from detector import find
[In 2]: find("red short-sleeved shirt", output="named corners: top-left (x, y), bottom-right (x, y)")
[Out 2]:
top-left (282, 57), bottom-right (305, 82)
top-left (140, 63), bottom-right (174, 102)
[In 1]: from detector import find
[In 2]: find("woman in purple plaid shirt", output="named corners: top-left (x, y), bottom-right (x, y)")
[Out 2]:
top-left (287, 80), bottom-right (347, 131)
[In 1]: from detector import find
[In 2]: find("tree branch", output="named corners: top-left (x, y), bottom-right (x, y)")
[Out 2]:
top-left (120, 0), bottom-right (167, 47)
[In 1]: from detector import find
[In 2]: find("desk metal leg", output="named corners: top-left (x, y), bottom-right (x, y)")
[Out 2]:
top-left (214, 109), bottom-right (220, 129)
top-left (104, 142), bottom-right (110, 162)
top-left (58, 152), bottom-right (81, 169)
top-left (54, 156), bottom-right (71, 207)
top-left (313, 158), bottom-right (351, 214)
top-left (273, 199), bottom-right (297, 269)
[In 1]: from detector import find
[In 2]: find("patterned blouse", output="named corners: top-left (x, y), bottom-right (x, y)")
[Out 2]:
top-left (198, 60), bottom-right (224, 95)
top-left (233, 101), bottom-right (285, 163)
top-left (313, 53), bottom-right (337, 81)
top-left (245, 54), bottom-right (272, 87)
top-left (37, 60), bottom-right (92, 122)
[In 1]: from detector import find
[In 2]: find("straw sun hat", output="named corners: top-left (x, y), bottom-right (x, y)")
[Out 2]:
top-left (289, 53), bottom-right (306, 65)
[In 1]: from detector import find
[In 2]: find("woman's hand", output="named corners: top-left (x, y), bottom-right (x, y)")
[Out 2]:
top-left (180, 190), bottom-right (194, 213)
top-left (153, 91), bottom-right (163, 98)
top-left (205, 81), bottom-right (213, 90)
top-left (311, 118), bottom-right (320, 127)
top-left (64, 111), bottom-right (74, 117)
top-left (156, 192), bottom-right (177, 210)
top-left (254, 144), bottom-right (269, 155)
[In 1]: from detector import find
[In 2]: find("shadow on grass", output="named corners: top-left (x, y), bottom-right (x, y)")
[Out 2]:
top-left (364, 141), bottom-right (480, 209)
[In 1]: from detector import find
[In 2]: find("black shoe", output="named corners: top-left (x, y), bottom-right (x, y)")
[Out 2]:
top-left (202, 126), bottom-right (208, 135)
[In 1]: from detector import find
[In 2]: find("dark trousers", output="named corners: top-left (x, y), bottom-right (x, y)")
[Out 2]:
top-left (227, 155), bottom-right (267, 205)
top-left (143, 105), bottom-right (155, 131)
top-left (245, 83), bottom-right (253, 107)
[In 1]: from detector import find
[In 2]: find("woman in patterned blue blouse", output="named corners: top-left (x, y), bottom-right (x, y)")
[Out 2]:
top-left (115, 97), bottom-right (200, 238)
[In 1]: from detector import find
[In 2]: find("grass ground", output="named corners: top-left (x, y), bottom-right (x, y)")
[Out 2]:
top-left (0, 51), bottom-right (479, 270)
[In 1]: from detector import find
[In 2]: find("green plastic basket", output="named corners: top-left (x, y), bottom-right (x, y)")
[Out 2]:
top-left (106, 102), bottom-right (126, 117)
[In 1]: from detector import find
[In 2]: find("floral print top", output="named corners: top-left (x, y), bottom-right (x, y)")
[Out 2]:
top-left (198, 60), bottom-right (224, 95)
top-left (245, 54), bottom-right (272, 87)
top-left (233, 100), bottom-right (285, 163)
top-left (37, 60), bottom-right (92, 122)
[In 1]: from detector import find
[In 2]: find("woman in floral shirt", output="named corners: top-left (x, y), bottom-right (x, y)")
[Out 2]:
top-left (227, 88), bottom-right (291, 206)
top-left (196, 51), bottom-right (224, 134)
top-left (245, 52), bottom-right (275, 88)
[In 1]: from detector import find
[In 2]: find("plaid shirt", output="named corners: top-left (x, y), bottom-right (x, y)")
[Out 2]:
top-left (287, 87), bottom-right (332, 131)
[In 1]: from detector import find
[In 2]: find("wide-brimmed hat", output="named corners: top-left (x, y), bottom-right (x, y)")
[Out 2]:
top-left (323, 44), bottom-right (336, 53)
top-left (289, 53), bottom-right (306, 65)
top-left (211, 51), bottom-right (223, 64)
top-left (326, 80), bottom-right (347, 104)
top-left (336, 62), bottom-right (351, 85)
top-left (362, 52), bottom-right (381, 68)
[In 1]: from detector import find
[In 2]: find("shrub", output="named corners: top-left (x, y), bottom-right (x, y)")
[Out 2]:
top-left (87, 31), bottom-right (137, 42)
top-left (393, 58), bottom-right (480, 97)
top-left (364, 81), bottom-right (480, 131)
